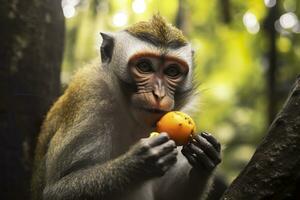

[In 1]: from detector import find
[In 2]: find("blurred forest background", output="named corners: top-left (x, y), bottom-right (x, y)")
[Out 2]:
top-left (1, 0), bottom-right (300, 199)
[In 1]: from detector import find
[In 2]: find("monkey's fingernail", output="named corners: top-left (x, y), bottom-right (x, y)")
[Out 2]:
top-left (201, 132), bottom-right (210, 136)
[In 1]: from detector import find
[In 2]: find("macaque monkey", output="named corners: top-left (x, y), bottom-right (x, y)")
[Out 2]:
top-left (31, 15), bottom-right (221, 200)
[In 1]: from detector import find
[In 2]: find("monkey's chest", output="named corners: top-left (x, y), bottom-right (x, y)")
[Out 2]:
top-left (114, 181), bottom-right (155, 200)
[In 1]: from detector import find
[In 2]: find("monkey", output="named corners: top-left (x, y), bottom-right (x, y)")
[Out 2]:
top-left (31, 15), bottom-right (222, 200)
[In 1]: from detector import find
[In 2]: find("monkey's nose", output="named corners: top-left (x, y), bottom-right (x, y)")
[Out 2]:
top-left (152, 86), bottom-right (166, 101)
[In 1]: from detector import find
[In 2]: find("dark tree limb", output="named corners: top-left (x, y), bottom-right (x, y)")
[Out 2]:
top-left (222, 76), bottom-right (300, 199)
top-left (263, 4), bottom-right (279, 125)
top-left (219, 0), bottom-right (231, 24)
top-left (175, 0), bottom-right (188, 34)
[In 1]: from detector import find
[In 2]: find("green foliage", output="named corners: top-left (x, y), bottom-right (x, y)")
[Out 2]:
top-left (62, 0), bottom-right (300, 183)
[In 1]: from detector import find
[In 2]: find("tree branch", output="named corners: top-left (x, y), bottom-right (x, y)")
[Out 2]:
top-left (222, 76), bottom-right (300, 199)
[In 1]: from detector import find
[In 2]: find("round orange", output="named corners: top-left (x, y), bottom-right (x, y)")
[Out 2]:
top-left (156, 111), bottom-right (196, 146)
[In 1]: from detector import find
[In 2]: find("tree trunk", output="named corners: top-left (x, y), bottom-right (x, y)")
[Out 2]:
top-left (0, 0), bottom-right (64, 199)
top-left (264, 4), bottom-right (279, 125)
top-left (222, 76), bottom-right (300, 199)
top-left (175, 0), bottom-right (188, 34)
top-left (219, 0), bottom-right (231, 24)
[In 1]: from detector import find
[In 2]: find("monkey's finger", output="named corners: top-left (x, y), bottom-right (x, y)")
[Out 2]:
top-left (201, 132), bottom-right (221, 152)
top-left (192, 134), bottom-right (221, 165)
top-left (151, 139), bottom-right (176, 158)
top-left (147, 132), bottom-right (170, 147)
top-left (181, 145), bottom-right (197, 167)
top-left (188, 143), bottom-right (215, 170)
top-left (156, 149), bottom-right (178, 171)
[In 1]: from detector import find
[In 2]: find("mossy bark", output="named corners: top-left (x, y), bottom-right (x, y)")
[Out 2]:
top-left (222, 76), bottom-right (300, 199)
top-left (0, 0), bottom-right (64, 199)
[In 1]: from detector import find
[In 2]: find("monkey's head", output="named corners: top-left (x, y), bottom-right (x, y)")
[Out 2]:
top-left (100, 15), bottom-right (196, 127)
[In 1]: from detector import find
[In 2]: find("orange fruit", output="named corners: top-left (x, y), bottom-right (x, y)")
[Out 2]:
top-left (149, 132), bottom-right (160, 138)
top-left (156, 111), bottom-right (196, 146)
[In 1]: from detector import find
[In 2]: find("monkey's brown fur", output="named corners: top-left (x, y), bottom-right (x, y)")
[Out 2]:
top-left (127, 14), bottom-right (187, 47)
top-left (31, 63), bottom-right (114, 199)
top-left (34, 63), bottom-right (103, 158)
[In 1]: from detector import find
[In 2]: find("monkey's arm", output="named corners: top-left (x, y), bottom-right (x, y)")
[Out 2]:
top-left (43, 152), bottom-right (142, 200)
top-left (43, 131), bottom-right (176, 200)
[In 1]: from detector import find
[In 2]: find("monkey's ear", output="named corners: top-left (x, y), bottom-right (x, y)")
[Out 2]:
top-left (100, 32), bottom-right (114, 63)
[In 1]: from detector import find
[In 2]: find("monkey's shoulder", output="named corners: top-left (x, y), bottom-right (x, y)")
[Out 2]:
top-left (57, 63), bottom-right (114, 111)
top-left (36, 64), bottom-right (115, 156)
top-left (70, 63), bottom-right (113, 96)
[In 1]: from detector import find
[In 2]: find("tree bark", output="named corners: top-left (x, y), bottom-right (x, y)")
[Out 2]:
top-left (0, 0), bottom-right (64, 199)
top-left (222, 76), bottom-right (300, 199)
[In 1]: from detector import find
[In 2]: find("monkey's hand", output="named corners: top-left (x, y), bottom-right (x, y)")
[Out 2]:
top-left (128, 132), bottom-right (177, 177)
top-left (181, 132), bottom-right (221, 172)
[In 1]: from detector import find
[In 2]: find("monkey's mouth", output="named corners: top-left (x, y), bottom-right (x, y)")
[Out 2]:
top-left (133, 106), bottom-right (167, 127)
top-left (138, 107), bottom-right (167, 114)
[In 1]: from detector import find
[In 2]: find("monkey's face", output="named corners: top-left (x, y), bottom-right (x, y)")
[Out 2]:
top-left (100, 31), bottom-right (195, 128)
top-left (127, 53), bottom-right (189, 127)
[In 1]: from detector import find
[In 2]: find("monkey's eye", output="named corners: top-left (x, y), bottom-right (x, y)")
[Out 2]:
top-left (164, 64), bottom-right (182, 78)
top-left (136, 59), bottom-right (153, 73)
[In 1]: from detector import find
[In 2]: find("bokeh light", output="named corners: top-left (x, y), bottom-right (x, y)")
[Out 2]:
top-left (243, 11), bottom-right (260, 34)
top-left (61, 0), bottom-right (80, 19)
top-left (112, 12), bottom-right (128, 27)
top-left (63, 5), bottom-right (76, 19)
top-left (61, 0), bottom-right (80, 7)
top-left (274, 20), bottom-right (289, 35)
top-left (132, 0), bottom-right (146, 14)
top-left (264, 0), bottom-right (276, 8)
top-left (279, 12), bottom-right (298, 29)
